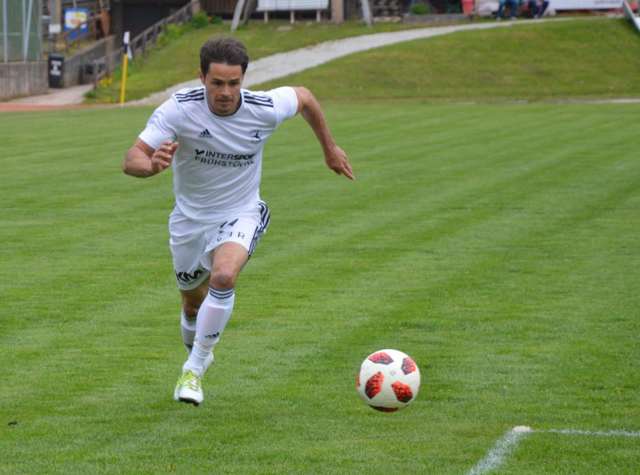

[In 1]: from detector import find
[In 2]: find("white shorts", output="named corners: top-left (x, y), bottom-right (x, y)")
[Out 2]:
top-left (169, 201), bottom-right (271, 290)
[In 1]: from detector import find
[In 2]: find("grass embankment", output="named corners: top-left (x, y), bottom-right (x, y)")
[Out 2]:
top-left (256, 18), bottom-right (640, 102)
top-left (89, 20), bottom-right (420, 103)
top-left (93, 18), bottom-right (640, 104)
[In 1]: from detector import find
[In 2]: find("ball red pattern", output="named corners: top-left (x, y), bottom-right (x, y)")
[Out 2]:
top-left (368, 352), bottom-right (394, 365)
top-left (365, 372), bottom-right (384, 399)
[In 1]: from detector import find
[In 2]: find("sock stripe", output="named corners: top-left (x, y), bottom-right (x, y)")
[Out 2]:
top-left (209, 287), bottom-right (235, 300)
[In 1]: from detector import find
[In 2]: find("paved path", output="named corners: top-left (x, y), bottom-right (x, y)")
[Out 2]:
top-left (0, 84), bottom-right (94, 112)
top-left (131, 18), bottom-right (570, 106)
top-left (0, 17), bottom-right (612, 112)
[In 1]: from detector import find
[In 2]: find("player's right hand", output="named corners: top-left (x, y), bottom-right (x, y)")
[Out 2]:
top-left (151, 140), bottom-right (178, 175)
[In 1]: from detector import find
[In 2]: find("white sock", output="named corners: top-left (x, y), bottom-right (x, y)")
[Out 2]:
top-left (182, 340), bottom-right (212, 376)
top-left (181, 310), bottom-right (197, 354)
top-left (182, 287), bottom-right (235, 375)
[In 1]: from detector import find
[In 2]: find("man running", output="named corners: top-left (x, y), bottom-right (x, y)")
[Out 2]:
top-left (123, 36), bottom-right (354, 405)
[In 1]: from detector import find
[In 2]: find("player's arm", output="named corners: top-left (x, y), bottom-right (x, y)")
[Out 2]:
top-left (123, 138), bottom-right (178, 178)
top-left (292, 87), bottom-right (354, 180)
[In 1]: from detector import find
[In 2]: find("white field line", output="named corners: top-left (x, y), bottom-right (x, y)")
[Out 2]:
top-left (466, 426), bottom-right (640, 475)
top-left (539, 429), bottom-right (640, 437)
top-left (466, 426), bottom-right (532, 475)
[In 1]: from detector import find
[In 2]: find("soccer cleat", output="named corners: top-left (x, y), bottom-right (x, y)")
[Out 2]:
top-left (173, 369), bottom-right (203, 406)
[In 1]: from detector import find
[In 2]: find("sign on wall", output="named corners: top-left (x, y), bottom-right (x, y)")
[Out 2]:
top-left (64, 8), bottom-right (89, 39)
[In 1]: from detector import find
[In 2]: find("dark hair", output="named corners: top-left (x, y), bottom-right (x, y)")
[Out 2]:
top-left (200, 36), bottom-right (249, 76)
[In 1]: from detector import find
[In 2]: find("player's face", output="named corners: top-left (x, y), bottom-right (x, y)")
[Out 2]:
top-left (200, 62), bottom-right (244, 116)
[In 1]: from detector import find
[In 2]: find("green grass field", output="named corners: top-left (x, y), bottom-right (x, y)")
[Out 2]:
top-left (2, 18), bottom-right (640, 475)
top-left (2, 101), bottom-right (639, 474)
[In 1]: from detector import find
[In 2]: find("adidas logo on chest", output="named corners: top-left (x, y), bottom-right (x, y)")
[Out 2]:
top-left (198, 129), bottom-right (213, 138)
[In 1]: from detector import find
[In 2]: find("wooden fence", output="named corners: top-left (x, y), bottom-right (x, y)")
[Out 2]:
top-left (89, 0), bottom-right (199, 90)
top-left (46, 12), bottom-right (101, 54)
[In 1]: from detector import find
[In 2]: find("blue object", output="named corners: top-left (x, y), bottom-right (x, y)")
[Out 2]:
top-left (64, 8), bottom-right (89, 40)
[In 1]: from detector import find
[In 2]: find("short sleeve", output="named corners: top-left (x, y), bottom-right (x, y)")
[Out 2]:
top-left (138, 97), bottom-right (181, 150)
top-left (267, 87), bottom-right (299, 128)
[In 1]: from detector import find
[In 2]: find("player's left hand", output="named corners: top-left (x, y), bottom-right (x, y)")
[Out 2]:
top-left (325, 145), bottom-right (354, 180)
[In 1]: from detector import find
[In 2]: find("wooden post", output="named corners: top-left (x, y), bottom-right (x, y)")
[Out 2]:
top-left (54, 0), bottom-right (62, 31)
top-left (316, 9), bottom-right (320, 21)
top-left (264, 11), bottom-right (268, 22)
top-left (242, 0), bottom-right (255, 25)
top-left (290, 10), bottom-right (295, 23)
top-left (331, 0), bottom-right (344, 21)
top-left (93, 60), bottom-right (99, 90)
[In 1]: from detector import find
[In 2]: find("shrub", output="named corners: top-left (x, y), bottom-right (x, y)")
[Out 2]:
top-left (193, 11), bottom-right (209, 29)
top-left (411, 3), bottom-right (430, 14)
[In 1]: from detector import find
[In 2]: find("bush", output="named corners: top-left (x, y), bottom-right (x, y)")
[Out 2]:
top-left (157, 23), bottom-right (184, 48)
top-left (193, 11), bottom-right (209, 29)
top-left (411, 3), bottom-right (430, 14)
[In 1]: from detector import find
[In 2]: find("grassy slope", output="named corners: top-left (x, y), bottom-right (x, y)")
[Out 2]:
top-left (255, 18), bottom-right (640, 101)
top-left (91, 20), bottom-right (420, 103)
top-left (95, 18), bottom-right (640, 104)
top-left (1, 102), bottom-right (639, 473)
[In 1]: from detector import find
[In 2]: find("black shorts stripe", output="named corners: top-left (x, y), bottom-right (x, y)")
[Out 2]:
top-left (258, 202), bottom-right (271, 229)
top-left (248, 226), bottom-right (261, 256)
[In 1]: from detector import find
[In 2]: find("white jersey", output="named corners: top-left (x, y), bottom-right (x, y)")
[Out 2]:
top-left (139, 86), bottom-right (299, 223)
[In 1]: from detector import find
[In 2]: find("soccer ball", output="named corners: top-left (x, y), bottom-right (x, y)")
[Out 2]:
top-left (357, 349), bottom-right (421, 412)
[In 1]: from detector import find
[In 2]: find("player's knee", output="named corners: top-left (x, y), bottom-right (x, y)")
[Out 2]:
top-left (182, 301), bottom-right (200, 318)
top-left (210, 270), bottom-right (236, 290)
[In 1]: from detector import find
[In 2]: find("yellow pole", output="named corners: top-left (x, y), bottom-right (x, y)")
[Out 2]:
top-left (120, 53), bottom-right (128, 106)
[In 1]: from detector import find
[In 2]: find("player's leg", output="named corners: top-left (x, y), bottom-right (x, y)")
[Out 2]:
top-left (178, 280), bottom-right (214, 375)
top-left (175, 201), bottom-right (270, 405)
top-left (169, 209), bottom-right (211, 355)
top-left (180, 280), bottom-right (207, 352)
top-left (175, 243), bottom-right (247, 406)
top-left (181, 242), bottom-right (248, 374)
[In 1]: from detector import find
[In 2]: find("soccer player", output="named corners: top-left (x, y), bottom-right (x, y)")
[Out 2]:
top-left (123, 36), bottom-right (354, 405)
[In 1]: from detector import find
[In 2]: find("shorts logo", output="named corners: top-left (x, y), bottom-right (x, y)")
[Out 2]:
top-left (175, 269), bottom-right (205, 284)
top-left (216, 231), bottom-right (245, 242)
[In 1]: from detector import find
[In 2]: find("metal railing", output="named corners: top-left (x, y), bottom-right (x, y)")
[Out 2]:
top-left (43, 2), bottom-right (109, 54)
top-left (89, 0), bottom-right (199, 90)
top-left (46, 17), bottom-right (99, 54)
